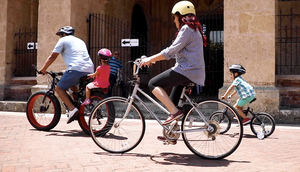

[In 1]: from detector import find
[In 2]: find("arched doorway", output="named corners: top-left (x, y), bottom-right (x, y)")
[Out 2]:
top-left (131, 4), bottom-right (147, 62)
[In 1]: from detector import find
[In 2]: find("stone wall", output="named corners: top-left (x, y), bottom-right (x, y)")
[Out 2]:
top-left (0, 0), bottom-right (38, 100)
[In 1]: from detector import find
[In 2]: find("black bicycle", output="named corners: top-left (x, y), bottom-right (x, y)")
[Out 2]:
top-left (209, 98), bottom-right (276, 139)
top-left (26, 66), bottom-right (114, 135)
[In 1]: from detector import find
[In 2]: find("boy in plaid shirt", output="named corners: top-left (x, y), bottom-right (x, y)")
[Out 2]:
top-left (222, 64), bottom-right (256, 125)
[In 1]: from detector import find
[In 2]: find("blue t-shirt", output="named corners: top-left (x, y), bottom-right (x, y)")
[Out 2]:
top-left (53, 35), bottom-right (94, 73)
top-left (232, 76), bottom-right (256, 99)
top-left (108, 57), bottom-right (123, 76)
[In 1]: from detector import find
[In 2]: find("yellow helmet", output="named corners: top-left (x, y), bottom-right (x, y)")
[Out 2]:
top-left (171, 1), bottom-right (196, 15)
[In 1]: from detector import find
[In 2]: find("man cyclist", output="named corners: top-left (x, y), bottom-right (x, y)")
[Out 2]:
top-left (39, 26), bottom-right (94, 124)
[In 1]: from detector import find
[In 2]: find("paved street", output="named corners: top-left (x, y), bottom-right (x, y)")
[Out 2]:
top-left (0, 111), bottom-right (300, 172)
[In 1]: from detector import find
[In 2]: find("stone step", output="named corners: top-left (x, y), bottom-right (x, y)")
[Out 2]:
top-left (0, 101), bottom-right (27, 112)
top-left (10, 77), bottom-right (37, 85)
top-left (279, 87), bottom-right (300, 109)
top-left (276, 75), bottom-right (300, 87)
top-left (4, 85), bottom-right (33, 101)
top-left (0, 100), bottom-right (299, 124)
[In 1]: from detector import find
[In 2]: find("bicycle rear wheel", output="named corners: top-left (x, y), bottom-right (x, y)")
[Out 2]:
top-left (250, 112), bottom-right (275, 138)
top-left (181, 99), bottom-right (243, 159)
top-left (78, 95), bottom-right (108, 135)
top-left (89, 97), bottom-right (145, 153)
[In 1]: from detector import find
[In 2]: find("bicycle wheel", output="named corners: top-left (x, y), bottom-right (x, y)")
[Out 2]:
top-left (250, 112), bottom-right (276, 138)
top-left (78, 95), bottom-right (106, 135)
top-left (26, 91), bottom-right (61, 131)
top-left (89, 97), bottom-right (145, 153)
top-left (209, 110), bottom-right (231, 134)
top-left (181, 99), bottom-right (243, 159)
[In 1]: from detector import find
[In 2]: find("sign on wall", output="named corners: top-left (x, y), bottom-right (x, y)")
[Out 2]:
top-left (121, 39), bottom-right (139, 47)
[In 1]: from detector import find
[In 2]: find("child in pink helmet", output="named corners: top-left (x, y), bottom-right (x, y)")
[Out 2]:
top-left (82, 48), bottom-right (111, 105)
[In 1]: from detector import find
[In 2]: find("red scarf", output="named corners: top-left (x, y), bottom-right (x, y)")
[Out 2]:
top-left (182, 15), bottom-right (207, 47)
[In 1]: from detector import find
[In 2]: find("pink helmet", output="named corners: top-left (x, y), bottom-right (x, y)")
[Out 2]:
top-left (97, 48), bottom-right (112, 60)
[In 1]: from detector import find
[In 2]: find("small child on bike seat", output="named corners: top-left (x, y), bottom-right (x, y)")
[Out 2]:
top-left (221, 64), bottom-right (256, 125)
top-left (82, 48), bottom-right (111, 105)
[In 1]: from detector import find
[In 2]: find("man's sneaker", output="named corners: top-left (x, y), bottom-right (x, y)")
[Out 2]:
top-left (81, 99), bottom-right (91, 106)
top-left (242, 117), bottom-right (251, 125)
top-left (162, 110), bottom-right (183, 125)
top-left (67, 108), bottom-right (79, 124)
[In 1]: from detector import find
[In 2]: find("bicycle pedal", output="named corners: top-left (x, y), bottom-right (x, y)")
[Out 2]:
top-left (163, 141), bottom-right (169, 145)
top-left (168, 140), bottom-right (177, 145)
top-left (162, 140), bottom-right (177, 145)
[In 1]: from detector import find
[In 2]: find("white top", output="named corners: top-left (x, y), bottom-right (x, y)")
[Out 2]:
top-left (160, 24), bottom-right (205, 86)
top-left (53, 35), bottom-right (94, 73)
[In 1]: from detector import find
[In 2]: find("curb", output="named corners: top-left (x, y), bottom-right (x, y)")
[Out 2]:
top-left (0, 101), bottom-right (27, 112)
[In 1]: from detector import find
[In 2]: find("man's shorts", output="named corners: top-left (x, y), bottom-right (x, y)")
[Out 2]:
top-left (57, 70), bottom-right (90, 90)
top-left (237, 95), bottom-right (256, 107)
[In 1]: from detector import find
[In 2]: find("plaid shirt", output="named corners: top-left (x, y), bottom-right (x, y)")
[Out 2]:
top-left (232, 76), bottom-right (256, 99)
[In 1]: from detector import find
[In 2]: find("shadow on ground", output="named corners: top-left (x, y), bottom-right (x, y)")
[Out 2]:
top-left (94, 152), bottom-right (250, 167)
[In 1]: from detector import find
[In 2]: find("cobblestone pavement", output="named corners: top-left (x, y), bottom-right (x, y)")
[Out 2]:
top-left (0, 111), bottom-right (300, 172)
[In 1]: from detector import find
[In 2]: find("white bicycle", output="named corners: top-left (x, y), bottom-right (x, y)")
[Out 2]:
top-left (88, 58), bottom-right (243, 159)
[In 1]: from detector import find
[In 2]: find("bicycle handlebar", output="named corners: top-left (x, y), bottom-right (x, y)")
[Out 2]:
top-left (132, 55), bottom-right (148, 77)
top-left (32, 65), bottom-right (63, 77)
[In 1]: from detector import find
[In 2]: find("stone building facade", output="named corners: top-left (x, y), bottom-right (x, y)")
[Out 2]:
top-left (1, 0), bottom-right (300, 123)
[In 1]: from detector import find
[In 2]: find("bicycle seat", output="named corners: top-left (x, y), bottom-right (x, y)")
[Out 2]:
top-left (185, 83), bottom-right (195, 89)
top-left (187, 83), bottom-right (195, 87)
top-left (93, 87), bottom-right (109, 94)
top-left (80, 75), bottom-right (91, 81)
top-left (250, 98), bottom-right (256, 104)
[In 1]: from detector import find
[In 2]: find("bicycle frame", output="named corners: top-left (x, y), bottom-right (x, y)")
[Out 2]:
top-left (117, 60), bottom-right (213, 133)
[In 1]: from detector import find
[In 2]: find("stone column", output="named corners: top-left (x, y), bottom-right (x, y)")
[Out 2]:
top-left (36, 0), bottom-right (101, 85)
top-left (0, 0), bottom-right (8, 100)
top-left (221, 0), bottom-right (279, 114)
top-left (36, 0), bottom-right (72, 85)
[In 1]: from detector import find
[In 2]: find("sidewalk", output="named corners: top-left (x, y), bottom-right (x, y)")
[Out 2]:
top-left (0, 111), bottom-right (300, 172)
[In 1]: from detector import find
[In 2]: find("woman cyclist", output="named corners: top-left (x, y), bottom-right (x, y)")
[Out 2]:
top-left (140, 0), bottom-right (206, 127)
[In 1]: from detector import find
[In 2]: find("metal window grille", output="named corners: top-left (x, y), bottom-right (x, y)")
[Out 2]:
top-left (276, 7), bottom-right (300, 75)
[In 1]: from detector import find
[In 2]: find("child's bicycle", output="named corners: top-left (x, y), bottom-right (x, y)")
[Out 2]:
top-left (26, 66), bottom-right (114, 135)
top-left (209, 98), bottom-right (276, 139)
top-left (88, 58), bottom-right (244, 160)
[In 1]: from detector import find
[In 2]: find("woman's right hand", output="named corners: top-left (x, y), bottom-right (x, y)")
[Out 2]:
top-left (139, 56), bottom-right (153, 67)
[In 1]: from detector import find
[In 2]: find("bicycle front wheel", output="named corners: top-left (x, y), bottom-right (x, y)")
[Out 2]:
top-left (250, 112), bottom-right (276, 138)
top-left (26, 91), bottom-right (61, 131)
top-left (209, 110), bottom-right (231, 134)
top-left (89, 97), bottom-right (145, 153)
top-left (181, 99), bottom-right (243, 159)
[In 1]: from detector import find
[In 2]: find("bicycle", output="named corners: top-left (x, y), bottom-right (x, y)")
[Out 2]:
top-left (209, 98), bottom-right (276, 139)
top-left (26, 66), bottom-right (114, 135)
top-left (88, 58), bottom-right (243, 159)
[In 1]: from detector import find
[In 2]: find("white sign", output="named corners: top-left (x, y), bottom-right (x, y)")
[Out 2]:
top-left (27, 42), bottom-right (35, 50)
top-left (35, 42), bottom-right (38, 49)
top-left (121, 39), bottom-right (139, 47)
